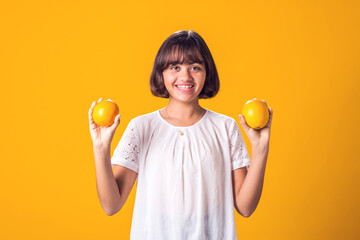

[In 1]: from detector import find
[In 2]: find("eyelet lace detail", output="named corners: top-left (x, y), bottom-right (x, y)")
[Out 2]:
top-left (112, 120), bottom-right (140, 172)
top-left (229, 120), bottom-right (250, 170)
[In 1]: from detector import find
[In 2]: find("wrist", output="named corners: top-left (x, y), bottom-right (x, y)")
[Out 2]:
top-left (251, 142), bottom-right (269, 156)
top-left (93, 143), bottom-right (111, 152)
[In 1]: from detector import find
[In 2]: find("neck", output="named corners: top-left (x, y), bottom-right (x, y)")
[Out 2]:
top-left (165, 98), bottom-right (203, 121)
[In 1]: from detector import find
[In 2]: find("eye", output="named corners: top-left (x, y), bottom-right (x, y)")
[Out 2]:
top-left (170, 65), bottom-right (179, 70)
top-left (192, 66), bottom-right (201, 70)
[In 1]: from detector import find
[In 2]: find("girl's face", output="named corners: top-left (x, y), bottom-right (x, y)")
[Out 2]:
top-left (162, 56), bottom-right (206, 104)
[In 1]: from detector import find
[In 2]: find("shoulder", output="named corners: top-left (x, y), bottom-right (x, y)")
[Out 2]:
top-left (128, 109), bottom-right (160, 129)
top-left (205, 109), bottom-right (237, 127)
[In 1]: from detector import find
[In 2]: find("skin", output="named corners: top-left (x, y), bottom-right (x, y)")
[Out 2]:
top-left (89, 54), bottom-right (273, 217)
top-left (160, 52), bottom-right (274, 217)
top-left (233, 98), bottom-right (273, 217)
top-left (159, 55), bottom-right (207, 126)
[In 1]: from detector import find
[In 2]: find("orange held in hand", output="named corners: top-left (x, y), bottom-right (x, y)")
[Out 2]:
top-left (92, 100), bottom-right (119, 127)
top-left (242, 99), bottom-right (269, 129)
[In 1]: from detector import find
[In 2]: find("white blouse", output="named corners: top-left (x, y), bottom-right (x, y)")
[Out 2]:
top-left (111, 108), bottom-right (251, 240)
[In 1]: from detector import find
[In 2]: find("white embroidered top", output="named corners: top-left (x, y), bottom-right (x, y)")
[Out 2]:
top-left (111, 108), bottom-right (251, 240)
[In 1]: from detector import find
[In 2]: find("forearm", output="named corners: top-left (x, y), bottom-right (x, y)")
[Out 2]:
top-left (93, 146), bottom-right (121, 215)
top-left (237, 144), bottom-right (269, 217)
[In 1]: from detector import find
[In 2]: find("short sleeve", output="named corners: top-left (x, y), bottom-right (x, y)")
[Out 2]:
top-left (229, 119), bottom-right (251, 171)
top-left (111, 119), bottom-right (140, 173)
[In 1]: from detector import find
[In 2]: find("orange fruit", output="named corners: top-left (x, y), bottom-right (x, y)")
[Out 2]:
top-left (242, 99), bottom-right (269, 129)
top-left (92, 100), bottom-right (119, 127)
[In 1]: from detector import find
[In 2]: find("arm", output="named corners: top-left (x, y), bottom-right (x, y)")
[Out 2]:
top-left (94, 146), bottom-right (122, 216)
top-left (89, 98), bottom-right (135, 216)
top-left (233, 145), bottom-right (268, 217)
top-left (235, 98), bottom-right (273, 217)
top-left (94, 146), bottom-right (138, 216)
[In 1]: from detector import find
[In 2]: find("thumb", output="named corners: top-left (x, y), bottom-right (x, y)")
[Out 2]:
top-left (238, 114), bottom-right (250, 132)
top-left (110, 114), bottom-right (121, 129)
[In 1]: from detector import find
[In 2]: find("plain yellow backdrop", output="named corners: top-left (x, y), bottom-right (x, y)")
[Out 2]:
top-left (1, 0), bottom-right (359, 239)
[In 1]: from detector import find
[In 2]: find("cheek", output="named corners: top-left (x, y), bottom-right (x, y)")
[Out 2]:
top-left (198, 75), bottom-right (206, 87)
top-left (163, 77), bottom-right (175, 90)
top-left (163, 75), bottom-right (171, 84)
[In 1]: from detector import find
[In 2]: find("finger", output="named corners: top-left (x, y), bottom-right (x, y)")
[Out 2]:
top-left (107, 99), bottom-right (114, 102)
top-left (109, 114), bottom-right (121, 130)
top-left (88, 101), bottom-right (96, 121)
top-left (89, 117), bottom-right (97, 131)
top-left (89, 116), bottom-right (97, 131)
top-left (266, 107), bottom-right (273, 127)
top-left (98, 98), bottom-right (103, 103)
top-left (89, 101), bottom-right (96, 114)
top-left (239, 114), bottom-right (251, 132)
top-left (261, 99), bottom-right (268, 107)
top-left (89, 101), bottom-right (99, 130)
top-left (268, 107), bottom-right (273, 122)
top-left (89, 120), bottom-right (98, 131)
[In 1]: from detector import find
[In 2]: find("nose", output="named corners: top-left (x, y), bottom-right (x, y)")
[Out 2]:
top-left (179, 68), bottom-right (193, 81)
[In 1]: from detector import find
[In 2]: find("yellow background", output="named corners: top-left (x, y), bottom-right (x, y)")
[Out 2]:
top-left (1, 0), bottom-right (359, 239)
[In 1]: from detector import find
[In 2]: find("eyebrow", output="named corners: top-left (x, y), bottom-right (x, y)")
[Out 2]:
top-left (168, 60), bottom-right (203, 66)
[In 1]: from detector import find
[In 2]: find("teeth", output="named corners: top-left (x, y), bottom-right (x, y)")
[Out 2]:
top-left (176, 85), bottom-right (194, 89)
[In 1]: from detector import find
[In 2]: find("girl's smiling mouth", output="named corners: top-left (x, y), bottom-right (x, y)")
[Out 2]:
top-left (175, 84), bottom-right (195, 92)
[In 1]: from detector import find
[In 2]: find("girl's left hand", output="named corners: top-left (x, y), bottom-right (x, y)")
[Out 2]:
top-left (239, 98), bottom-right (273, 148)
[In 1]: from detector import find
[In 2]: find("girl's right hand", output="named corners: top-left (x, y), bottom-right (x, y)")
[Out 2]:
top-left (88, 98), bottom-right (121, 149)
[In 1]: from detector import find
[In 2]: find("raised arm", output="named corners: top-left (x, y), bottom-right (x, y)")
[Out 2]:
top-left (235, 98), bottom-right (273, 217)
top-left (89, 98), bottom-right (136, 216)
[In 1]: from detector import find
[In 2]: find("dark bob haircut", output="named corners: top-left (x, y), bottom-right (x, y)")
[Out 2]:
top-left (150, 30), bottom-right (220, 99)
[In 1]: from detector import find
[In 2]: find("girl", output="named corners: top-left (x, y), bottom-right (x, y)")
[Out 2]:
top-left (89, 30), bottom-right (273, 239)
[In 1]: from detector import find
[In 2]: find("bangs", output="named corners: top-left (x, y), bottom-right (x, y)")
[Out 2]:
top-left (160, 43), bottom-right (204, 71)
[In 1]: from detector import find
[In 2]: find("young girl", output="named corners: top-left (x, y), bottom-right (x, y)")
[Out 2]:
top-left (89, 30), bottom-right (273, 239)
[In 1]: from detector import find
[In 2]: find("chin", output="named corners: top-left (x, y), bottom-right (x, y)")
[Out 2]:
top-left (174, 96), bottom-right (199, 104)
